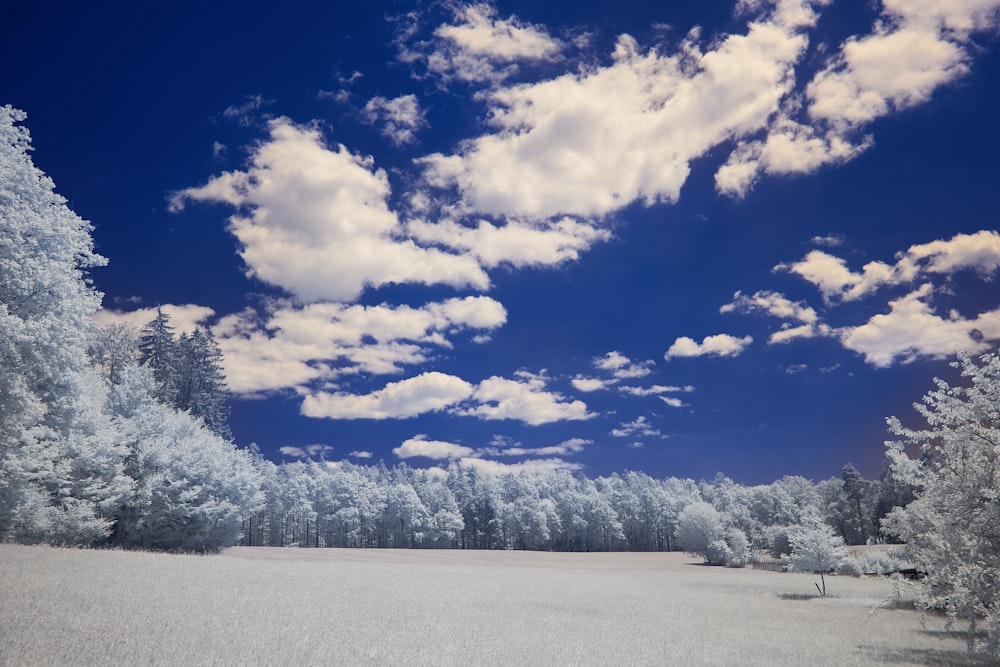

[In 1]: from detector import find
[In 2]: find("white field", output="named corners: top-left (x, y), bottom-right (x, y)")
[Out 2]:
top-left (0, 545), bottom-right (983, 666)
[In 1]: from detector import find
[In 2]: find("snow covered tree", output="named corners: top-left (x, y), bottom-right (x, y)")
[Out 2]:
top-left (786, 514), bottom-right (848, 596)
top-left (884, 352), bottom-right (1000, 657)
top-left (0, 106), bottom-right (129, 545)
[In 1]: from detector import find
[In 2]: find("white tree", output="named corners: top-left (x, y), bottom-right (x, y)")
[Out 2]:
top-left (786, 514), bottom-right (848, 596)
top-left (884, 352), bottom-right (1000, 657)
top-left (676, 501), bottom-right (724, 561)
top-left (109, 365), bottom-right (262, 552)
top-left (0, 106), bottom-right (130, 544)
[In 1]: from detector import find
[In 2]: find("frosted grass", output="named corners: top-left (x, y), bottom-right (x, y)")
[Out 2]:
top-left (0, 545), bottom-right (982, 665)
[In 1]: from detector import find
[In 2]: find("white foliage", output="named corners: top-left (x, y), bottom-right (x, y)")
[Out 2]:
top-left (884, 352), bottom-right (1000, 656)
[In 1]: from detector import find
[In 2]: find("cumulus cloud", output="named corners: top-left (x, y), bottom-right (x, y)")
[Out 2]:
top-left (401, 3), bottom-right (565, 85)
top-left (207, 296), bottom-right (506, 395)
top-left (169, 117), bottom-right (488, 302)
top-left (408, 216), bottom-right (610, 269)
top-left (301, 371), bottom-right (475, 419)
top-left (721, 290), bottom-right (831, 343)
top-left (665, 334), bottom-right (753, 359)
top-left (716, 0), bottom-right (1000, 196)
top-left (839, 284), bottom-right (1000, 366)
top-left (394, 435), bottom-right (474, 460)
top-left (349, 450), bottom-right (373, 459)
top-left (726, 230), bottom-right (1000, 366)
top-left (778, 231), bottom-right (1000, 303)
top-left (361, 94), bottom-right (427, 146)
top-left (460, 370), bottom-right (594, 425)
top-left (571, 376), bottom-right (611, 392)
top-left (420, 0), bottom-right (823, 220)
top-left (94, 304), bottom-right (215, 336)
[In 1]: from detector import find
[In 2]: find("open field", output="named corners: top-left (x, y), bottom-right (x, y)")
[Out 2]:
top-left (0, 545), bottom-right (986, 666)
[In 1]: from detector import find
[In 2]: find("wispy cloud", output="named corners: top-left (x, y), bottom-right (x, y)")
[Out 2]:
top-left (398, 2), bottom-right (565, 85)
top-left (279, 444), bottom-right (334, 459)
top-left (361, 94), bottom-right (427, 146)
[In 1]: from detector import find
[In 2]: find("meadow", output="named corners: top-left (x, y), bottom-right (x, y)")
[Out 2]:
top-left (0, 544), bottom-right (984, 666)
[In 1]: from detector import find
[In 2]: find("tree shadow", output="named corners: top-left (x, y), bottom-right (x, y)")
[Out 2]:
top-left (778, 592), bottom-right (816, 601)
top-left (862, 645), bottom-right (994, 666)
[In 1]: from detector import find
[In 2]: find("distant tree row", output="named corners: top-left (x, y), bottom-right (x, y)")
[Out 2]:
top-left (238, 457), bottom-right (911, 557)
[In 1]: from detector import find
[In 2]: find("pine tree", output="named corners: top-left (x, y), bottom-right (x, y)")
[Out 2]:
top-left (181, 328), bottom-right (231, 441)
top-left (137, 308), bottom-right (180, 405)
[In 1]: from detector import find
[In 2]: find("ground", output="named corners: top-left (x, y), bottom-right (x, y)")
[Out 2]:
top-left (0, 545), bottom-right (986, 665)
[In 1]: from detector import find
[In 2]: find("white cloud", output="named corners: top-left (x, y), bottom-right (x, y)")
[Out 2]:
top-left (715, 0), bottom-right (1000, 196)
top-left (619, 384), bottom-right (694, 396)
top-left (222, 94), bottom-right (268, 126)
top-left (665, 334), bottom-right (753, 359)
top-left (727, 230), bottom-right (1000, 365)
top-left (571, 376), bottom-right (611, 392)
top-left (407, 3), bottom-right (565, 85)
top-left (481, 437), bottom-right (592, 457)
top-left (776, 250), bottom-right (894, 302)
top-left (349, 450), bottom-right (373, 459)
top-left (611, 415), bottom-right (663, 439)
top-left (454, 457), bottom-right (582, 474)
top-left (211, 296), bottom-right (506, 395)
top-left (806, 17), bottom-right (968, 128)
top-left (279, 444), bottom-right (334, 459)
top-left (839, 284), bottom-right (1000, 367)
top-left (593, 351), bottom-right (654, 379)
top-left (659, 396), bottom-right (687, 408)
top-left (301, 371), bottom-right (475, 419)
top-left (94, 304), bottom-right (215, 337)
top-left (778, 231), bottom-right (1000, 303)
top-left (721, 290), bottom-right (831, 343)
top-left (170, 117), bottom-right (488, 302)
top-left (394, 435), bottom-right (474, 460)
top-left (408, 216), bottom-right (610, 269)
top-left (461, 370), bottom-right (594, 425)
top-left (420, 0), bottom-right (822, 220)
top-left (361, 94), bottom-right (427, 146)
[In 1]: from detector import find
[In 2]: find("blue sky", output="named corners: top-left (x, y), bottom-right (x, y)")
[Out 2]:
top-left (4, 0), bottom-right (999, 483)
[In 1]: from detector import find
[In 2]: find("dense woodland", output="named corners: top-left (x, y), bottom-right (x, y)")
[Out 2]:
top-left (2, 105), bottom-right (997, 654)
